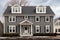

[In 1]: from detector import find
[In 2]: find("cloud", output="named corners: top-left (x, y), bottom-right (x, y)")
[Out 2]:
top-left (28, 0), bottom-right (60, 18)
top-left (0, 0), bottom-right (60, 23)
top-left (51, 6), bottom-right (60, 18)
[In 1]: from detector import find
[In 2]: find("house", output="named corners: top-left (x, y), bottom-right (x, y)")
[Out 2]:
top-left (3, 4), bottom-right (55, 36)
top-left (0, 21), bottom-right (3, 36)
top-left (54, 17), bottom-right (60, 34)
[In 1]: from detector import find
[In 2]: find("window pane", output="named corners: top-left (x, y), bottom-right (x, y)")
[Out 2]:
top-left (37, 8), bottom-right (39, 12)
top-left (36, 18), bottom-right (39, 21)
top-left (55, 29), bottom-right (57, 32)
top-left (40, 9), bottom-right (42, 12)
top-left (16, 10), bottom-right (17, 12)
top-left (10, 18), bottom-right (12, 21)
top-left (13, 30), bottom-right (15, 32)
top-left (46, 29), bottom-right (49, 32)
top-left (45, 16), bottom-right (50, 22)
top-left (37, 29), bottom-right (39, 32)
top-left (9, 27), bottom-right (12, 32)
top-left (46, 18), bottom-right (48, 21)
top-left (58, 29), bottom-right (60, 32)
top-left (13, 18), bottom-right (15, 21)
top-left (59, 22), bottom-right (60, 25)
top-left (13, 27), bottom-right (16, 32)
top-left (10, 30), bottom-right (12, 32)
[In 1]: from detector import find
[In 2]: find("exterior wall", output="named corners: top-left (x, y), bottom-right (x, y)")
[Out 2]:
top-left (54, 26), bottom-right (60, 34)
top-left (4, 15), bottom-right (54, 34)
top-left (0, 21), bottom-right (3, 36)
top-left (54, 20), bottom-right (60, 34)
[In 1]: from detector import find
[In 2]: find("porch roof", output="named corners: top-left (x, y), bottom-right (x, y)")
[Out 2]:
top-left (19, 20), bottom-right (33, 24)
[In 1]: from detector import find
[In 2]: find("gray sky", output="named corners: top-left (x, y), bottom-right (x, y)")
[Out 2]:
top-left (0, 0), bottom-right (60, 23)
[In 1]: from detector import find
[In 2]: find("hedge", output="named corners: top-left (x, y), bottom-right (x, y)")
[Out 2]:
top-left (2, 33), bottom-right (20, 37)
top-left (33, 33), bottom-right (57, 36)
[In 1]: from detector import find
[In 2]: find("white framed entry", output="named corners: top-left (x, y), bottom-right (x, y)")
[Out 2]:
top-left (19, 20), bottom-right (33, 36)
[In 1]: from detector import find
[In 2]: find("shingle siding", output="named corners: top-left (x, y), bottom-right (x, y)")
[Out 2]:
top-left (4, 16), bottom-right (54, 33)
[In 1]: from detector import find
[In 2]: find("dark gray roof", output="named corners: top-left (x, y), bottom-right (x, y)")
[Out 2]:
top-left (54, 17), bottom-right (60, 23)
top-left (3, 6), bottom-right (55, 15)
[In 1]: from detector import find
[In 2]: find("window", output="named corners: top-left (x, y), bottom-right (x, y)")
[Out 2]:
top-left (35, 16), bottom-right (40, 22)
top-left (36, 6), bottom-right (46, 13)
top-left (35, 25), bottom-right (40, 33)
top-left (11, 7), bottom-right (22, 13)
top-left (9, 25), bottom-right (16, 33)
top-left (9, 16), bottom-right (16, 22)
top-left (24, 16), bottom-right (28, 19)
top-left (55, 29), bottom-right (57, 32)
top-left (59, 22), bottom-right (60, 25)
top-left (45, 25), bottom-right (50, 33)
top-left (58, 29), bottom-right (60, 32)
top-left (45, 16), bottom-right (50, 22)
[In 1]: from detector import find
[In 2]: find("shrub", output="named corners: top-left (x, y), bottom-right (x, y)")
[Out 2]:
top-left (2, 33), bottom-right (20, 37)
top-left (33, 33), bottom-right (57, 36)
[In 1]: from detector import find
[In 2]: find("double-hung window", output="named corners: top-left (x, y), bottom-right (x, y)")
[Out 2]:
top-left (11, 6), bottom-right (22, 13)
top-left (45, 16), bottom-right (50, 22)
top-left (45, 25), bottom-right (50, 33)
top-left (35, 16), bottom-right (40, 22)
top-left (35, 25), bottom-right (40, 33)
top-left (9, 25), bottom-right (16, 33)
top-left (36, 6), bottom-right (46, 13)
top-left (9, 16), bottom-right (16, 22)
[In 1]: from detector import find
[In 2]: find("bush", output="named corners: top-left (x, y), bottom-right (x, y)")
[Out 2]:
top-left (33, 33), bottom-right (57, 36)
top-left (2, 33), bottom-right (20, 37)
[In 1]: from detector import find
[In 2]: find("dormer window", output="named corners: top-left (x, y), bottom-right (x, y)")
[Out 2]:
top-left (36, 6), bottom-right (46, 13)
top-left (11, 4), bottom-right (22, 13)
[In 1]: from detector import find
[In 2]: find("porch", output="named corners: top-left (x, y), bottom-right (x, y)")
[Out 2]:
top-left (19, 20), bottom-right (33, 36)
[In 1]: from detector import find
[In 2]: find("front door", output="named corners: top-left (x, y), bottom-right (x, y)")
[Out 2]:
top-left (24, 26), bottom-right (28, 34)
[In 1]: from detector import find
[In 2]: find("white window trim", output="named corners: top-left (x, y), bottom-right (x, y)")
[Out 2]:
top-left (11, 6), bottom-right (22, 13)
top-left (46, 25), bottom-right (50, 33)
top-left (45, 16), bottom-right (50, 22)
top-left (9, 25), bottom-right (16, 33)
top-left (9, 16), bottom-right (16, 22)
top-left (35, 16), bottom-right (40, 22)
top-left (35, 25), bottom-right (40, 33)
top-left (36, 6), bottom-right (46, 13)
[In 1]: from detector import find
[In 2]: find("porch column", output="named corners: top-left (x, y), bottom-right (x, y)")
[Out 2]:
top-left (20, 24), bottom-right (21, 36)
top-left (31, 24), bottom-right (32, 35)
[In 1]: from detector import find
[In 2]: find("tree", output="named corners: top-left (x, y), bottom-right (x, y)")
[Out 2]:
top-left (8, 0), bottom-right (28, 6)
